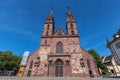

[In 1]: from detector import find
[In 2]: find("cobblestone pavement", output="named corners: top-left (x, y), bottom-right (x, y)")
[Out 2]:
top-left (0, 77), bottom-right (120, 80)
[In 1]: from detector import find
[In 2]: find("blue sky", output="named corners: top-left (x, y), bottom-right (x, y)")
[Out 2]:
top-left (0, 0), bottom-right (120, 56)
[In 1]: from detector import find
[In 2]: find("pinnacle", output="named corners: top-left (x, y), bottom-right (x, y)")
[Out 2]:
top-left (49, 7), bottom-right (53, 16)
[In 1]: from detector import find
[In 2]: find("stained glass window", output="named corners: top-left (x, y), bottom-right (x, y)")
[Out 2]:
top-left (56, 42), bottom-right (63, 53)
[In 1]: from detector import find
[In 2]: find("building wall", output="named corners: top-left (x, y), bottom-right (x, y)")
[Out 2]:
top-left (17, 66), bottom-right (25, 76)
top-left (110, 40), bottom-right (120, 65)
top-left (102, 56), bottom-right (120, 76)
top-left (22, 40), bottom-right (99, 77)
top-left (111, 57), bottom-right (120, 75)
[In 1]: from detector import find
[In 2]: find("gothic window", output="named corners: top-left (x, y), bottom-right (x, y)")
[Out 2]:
top-left (27, 70), bottom-right (31, 77)
top-left (45, 40), bottom-right (47, 45)
top-left (29, 61), bottom-right (33, 68)
top-left (115, 42), bottom-right (120, 49)
top-left (87, 59), bottom-right (91, 69)
top-left (47, 24), bottom-right (50, 30)
top-left (70, 23), bottom-right (73, 29)
top-left (56, 42), bottom-right (63, 53)
top-left (71, 30), bottom-right (74, 35)
top-left (46, 31), bottom-right (49, 36)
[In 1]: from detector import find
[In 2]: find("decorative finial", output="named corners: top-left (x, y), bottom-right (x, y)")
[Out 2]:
top-left (106, 38), bottom-right (110, 44)
top-left (117, 28), bottom-right (120, 34)
top-left (50, 7), bottom-right (53, 16)
top-left (67, 6), bottom-right (71, 14)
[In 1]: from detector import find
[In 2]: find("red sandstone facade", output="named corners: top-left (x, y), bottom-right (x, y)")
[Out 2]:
top-left (23, 9), bottom-right (99, 77)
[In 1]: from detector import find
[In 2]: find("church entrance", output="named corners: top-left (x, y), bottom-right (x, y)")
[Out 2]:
top-left (55, 59), bottom-right (63, 77)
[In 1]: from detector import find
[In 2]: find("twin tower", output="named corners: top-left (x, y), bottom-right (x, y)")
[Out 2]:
top-left (42, 8), bottom-right (78, 37)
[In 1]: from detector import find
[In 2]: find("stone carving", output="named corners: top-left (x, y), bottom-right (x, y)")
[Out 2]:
top-left (71, 53), bottom-right (85, 73)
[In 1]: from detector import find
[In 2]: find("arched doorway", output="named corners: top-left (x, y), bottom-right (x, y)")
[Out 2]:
top-left (55, 59), bottom-right (63, 77)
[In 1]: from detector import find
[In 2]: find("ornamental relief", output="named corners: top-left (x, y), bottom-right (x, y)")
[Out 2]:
top-left (71, 53), bottom-right (86, 74)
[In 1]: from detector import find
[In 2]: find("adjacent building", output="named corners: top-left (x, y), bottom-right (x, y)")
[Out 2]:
top-left (107, 29), bottom-right (120, 65)
top-left (18, 8), bottom-right (99, 77)
top-left (102, 55), bottom-right (120, 76)
top-left (17, 51), bottom-right (29, 76)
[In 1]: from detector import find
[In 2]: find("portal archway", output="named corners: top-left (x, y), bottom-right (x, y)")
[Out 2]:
top-left (55, 59), bottom-right (63, 77)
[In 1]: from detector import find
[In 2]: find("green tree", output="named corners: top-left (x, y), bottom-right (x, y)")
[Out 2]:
top-left (88, 49), bottom-right (110, 76)
top-left (0, 51), bottom-right (22, 71)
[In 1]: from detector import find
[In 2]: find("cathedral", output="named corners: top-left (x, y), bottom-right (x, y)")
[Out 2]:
top-left (18, 8), bottom-right (99, 77)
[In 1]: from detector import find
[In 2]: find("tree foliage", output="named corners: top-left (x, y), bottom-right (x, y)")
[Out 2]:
top-left (88, 49), bottom-right (110, 76)
top-left (0, 51), bottom-right (22, 71)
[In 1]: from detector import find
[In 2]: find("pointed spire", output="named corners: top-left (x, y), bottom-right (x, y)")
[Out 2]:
top-left (67, 6), bottom-right (71, 15)
top-left (49, 7), bottom-right (53, 16)
top-left (117, 28), bottom-right (120, 34)
top-left (46, 7), bottom-right (54, 21)
top-left (106, 38), bottom-right (110, 44)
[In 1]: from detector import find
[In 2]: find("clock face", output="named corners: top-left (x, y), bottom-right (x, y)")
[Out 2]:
top-left (115, 34), bottom-right (120, 38)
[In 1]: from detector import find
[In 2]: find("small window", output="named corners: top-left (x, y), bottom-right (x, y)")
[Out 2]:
top-left (29, 61), bottom-right (33, 68)
top-left (71, 30), bottom-right (74, 35)
top-left (46, 31), bottom-right (49, 36)
top-left (19, 71), bottom-right (22, 73)
top-left (47, 24), bottom-right (50, 30)
top-left (70, 23), bottom-right (73, 29)
top-left (115, 42), bottom-right (120, 49)
top-left (45, 40), bottom-right (47, 45)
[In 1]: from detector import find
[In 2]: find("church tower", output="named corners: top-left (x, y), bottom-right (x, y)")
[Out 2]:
top-left (42, 9), bottom-right (54, 36)
top-left (66, 7), bottom-right (78, 36)
top-left (107, 28), bottom-right (120, 65)
top-left (21, 8), bottom-right (99, 77)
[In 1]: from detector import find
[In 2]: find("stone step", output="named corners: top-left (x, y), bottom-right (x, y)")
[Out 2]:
top-left (0, 77), bottom-right (120, 80)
